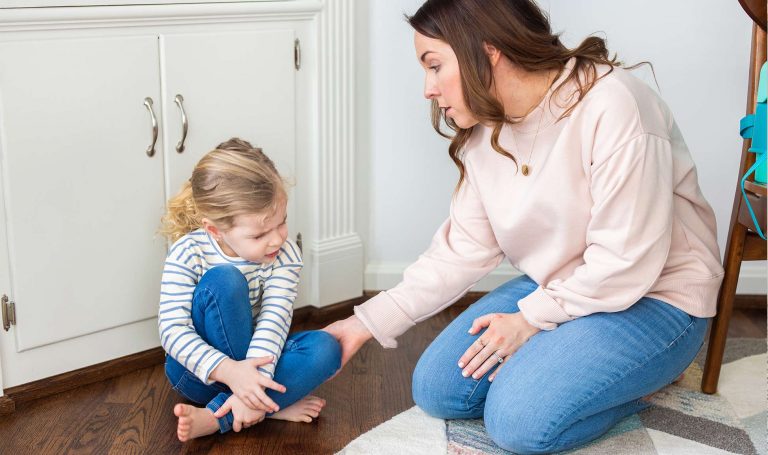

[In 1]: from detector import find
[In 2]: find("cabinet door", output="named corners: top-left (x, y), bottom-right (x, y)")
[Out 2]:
top-left (161, 29), bottom-right (296, 219)
top-left (0, 36), bottom-right (167, 386)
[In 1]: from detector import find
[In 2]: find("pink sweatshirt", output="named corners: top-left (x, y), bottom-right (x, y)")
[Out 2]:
top-left (356, 60), bottom-right (724, 348)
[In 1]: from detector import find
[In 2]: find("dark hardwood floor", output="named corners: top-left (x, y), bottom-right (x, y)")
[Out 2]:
top-left (0, 303), bottom-right (764, 454)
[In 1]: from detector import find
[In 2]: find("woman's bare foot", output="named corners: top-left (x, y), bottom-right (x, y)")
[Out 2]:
top-left (174, 403), bottom-right (220, 442)
top-left (268, 396), bottom-right (326, 423)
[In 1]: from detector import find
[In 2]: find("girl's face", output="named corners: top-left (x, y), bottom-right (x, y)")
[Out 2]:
top-left (206, 200), bottom-right (289, 263)
top-left (414, 32), bottom-right (478, 129)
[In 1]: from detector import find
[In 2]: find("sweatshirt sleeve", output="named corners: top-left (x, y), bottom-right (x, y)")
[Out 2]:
top-left (518, 133), bottom-right (674, 330)
top-left (354, 172), bottom-right (505, 348)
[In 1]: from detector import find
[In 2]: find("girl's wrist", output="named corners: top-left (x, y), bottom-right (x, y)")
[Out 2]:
top-left (209, 357), bottom-right (234, 384)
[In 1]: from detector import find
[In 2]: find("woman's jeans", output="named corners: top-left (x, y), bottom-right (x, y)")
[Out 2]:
top-left (412, 275), bottom-right (708, 454)
top-left (164, 265), bottom-right (341, 433)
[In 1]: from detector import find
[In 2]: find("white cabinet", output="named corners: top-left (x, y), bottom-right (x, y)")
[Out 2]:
top-left (160, 30), bottom-right (296, 200)
top-left (0, 3), bottom-right (315, 388)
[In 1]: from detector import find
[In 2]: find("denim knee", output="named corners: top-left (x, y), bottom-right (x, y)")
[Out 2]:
top-left (304, 330), bottom-right (342, 377)
top-left (484, 400), bottom-right (557, 455)
top-left (196, 265), bottom-right (248, 303)
top-left (412, 354), bottom-right (480, 420)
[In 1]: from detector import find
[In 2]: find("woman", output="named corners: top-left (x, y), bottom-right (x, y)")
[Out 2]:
top-left (324, 0), bottom-right (724, 453)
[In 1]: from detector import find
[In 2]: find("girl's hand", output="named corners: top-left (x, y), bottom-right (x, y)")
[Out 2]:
top-left (323, 315), bottom-right (373, 368)
top-left (458, 312), bottom-right (540, 382)
top-left (210, 357), bottom-right (286, 412)
top-left (213, 394), bottom-right (266, 432)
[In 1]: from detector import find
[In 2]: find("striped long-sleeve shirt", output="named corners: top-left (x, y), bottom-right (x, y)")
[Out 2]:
top-left (158, 229), bottom-right (302, 384)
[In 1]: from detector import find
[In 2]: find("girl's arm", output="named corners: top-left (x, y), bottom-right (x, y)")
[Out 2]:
top-left (158, 238), bottom-right (228, 385)
top-left (246, 238), bottom-right (303, 378)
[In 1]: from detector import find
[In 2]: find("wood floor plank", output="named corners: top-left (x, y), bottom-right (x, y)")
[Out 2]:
top-left (65, 403), bottom-right (131, 454)
top-left (108, 366), bottom-right (174, 454)
top-left (104, 367), bottom-right (155, 405)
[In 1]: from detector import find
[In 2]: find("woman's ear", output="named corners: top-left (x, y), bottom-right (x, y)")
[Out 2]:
top-left (483, 42), bottom-right (501, 66)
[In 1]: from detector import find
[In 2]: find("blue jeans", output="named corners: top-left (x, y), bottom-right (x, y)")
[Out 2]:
top-left (412, 275), bottom-right (708, 454)
top-left (164, 265), bottom-right (341, 433)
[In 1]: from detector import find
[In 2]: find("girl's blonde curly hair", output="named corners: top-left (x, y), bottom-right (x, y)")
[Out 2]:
top-left (159, 138), bottom-right (286, 243)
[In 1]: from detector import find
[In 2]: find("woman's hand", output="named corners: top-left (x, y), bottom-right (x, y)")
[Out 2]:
top-left (323, 315), bottom-right (373, 368)
top-left (213, 394), bottom-right (266, 432)
top-left (209, 357), bottom-right (286, 412)
top-left (458, 312), bottom-right (540, 382)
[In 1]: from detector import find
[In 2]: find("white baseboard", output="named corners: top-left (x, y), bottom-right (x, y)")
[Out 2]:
top-left (365, 261), bottom-right (767, 294)
top-left (309, 234), bottom-right (364, 307)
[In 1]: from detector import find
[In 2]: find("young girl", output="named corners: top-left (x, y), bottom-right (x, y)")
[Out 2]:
top-left (158, 138), bottom-right (341, 441)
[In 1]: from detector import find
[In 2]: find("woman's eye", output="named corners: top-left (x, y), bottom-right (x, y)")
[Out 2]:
top-left (429, 65), bottom-right (441, 72)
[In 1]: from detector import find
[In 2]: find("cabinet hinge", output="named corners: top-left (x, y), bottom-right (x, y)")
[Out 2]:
top-left (2, 294), bottom-right (16, 331)
top-left (294, 38), bottom-right (301, 71)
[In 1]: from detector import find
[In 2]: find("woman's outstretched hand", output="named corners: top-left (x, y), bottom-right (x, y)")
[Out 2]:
top-left (458, 312), bottom-right (540, 382)
top-left (323, 314), bottom-right (373, 369)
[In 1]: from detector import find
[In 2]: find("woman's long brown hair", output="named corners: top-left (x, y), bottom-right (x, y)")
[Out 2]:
top-left (408, 0), bottom-right (633, 190)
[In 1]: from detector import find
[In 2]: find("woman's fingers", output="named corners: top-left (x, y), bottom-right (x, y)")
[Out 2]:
top-left (468, 313), bottom-right (496, 335)
top-left (458, 336), bottom-right (487, 369)
top-left (471, 350), bottom-right (506, 380)
top-left (488, 357), bottom-right (507, 382)
top-left (462, 342), bottom-right (495, 377)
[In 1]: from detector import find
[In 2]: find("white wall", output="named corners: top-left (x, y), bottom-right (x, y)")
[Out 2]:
top-left (358, 0), bottom-right (766, 293)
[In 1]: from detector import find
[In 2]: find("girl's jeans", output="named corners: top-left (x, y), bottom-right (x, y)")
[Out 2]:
top-left (412, 275), bottom-right (707, 454)
top-left (164, 265), bottom-right (341, 433)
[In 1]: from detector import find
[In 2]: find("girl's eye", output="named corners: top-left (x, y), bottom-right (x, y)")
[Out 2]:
top-left (429, 65), bottom-right (441, 72)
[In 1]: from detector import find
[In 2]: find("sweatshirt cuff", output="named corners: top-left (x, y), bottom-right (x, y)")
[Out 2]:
top-left (354, 291), bottom-right (416, 349)
top-left (517, 286), bottom-right (573, 331)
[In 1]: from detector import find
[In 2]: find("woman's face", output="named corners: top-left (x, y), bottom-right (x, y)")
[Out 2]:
top-left (414, 32), bottom-right (478, 129)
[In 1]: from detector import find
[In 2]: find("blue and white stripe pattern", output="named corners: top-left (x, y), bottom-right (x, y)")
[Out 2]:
top-left (158, 228), bottom-right (302, 384)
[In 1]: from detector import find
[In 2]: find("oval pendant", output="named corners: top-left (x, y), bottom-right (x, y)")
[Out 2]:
top-left (521, 164), bottom-right (530, 176)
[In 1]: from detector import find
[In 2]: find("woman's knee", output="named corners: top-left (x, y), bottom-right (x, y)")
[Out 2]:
top-left (412, 349), bottom-right (483, 420)
top-left (484, 398), bottom-right (559, 454)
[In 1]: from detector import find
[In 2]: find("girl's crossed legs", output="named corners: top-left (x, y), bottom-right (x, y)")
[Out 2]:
top-left (164, 265), bottom-right (341, 439)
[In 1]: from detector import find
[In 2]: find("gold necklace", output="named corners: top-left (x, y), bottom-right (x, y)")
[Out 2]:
top-left (512, 104), bottom-right (545, 176)
top-left (509, 69), bottom-right (558, 177)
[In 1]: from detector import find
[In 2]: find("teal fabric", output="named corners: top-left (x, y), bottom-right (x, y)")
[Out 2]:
top-left (740, 62), bottom-right (766, 184)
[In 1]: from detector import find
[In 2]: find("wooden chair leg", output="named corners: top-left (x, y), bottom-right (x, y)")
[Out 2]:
top-left (701, 223), bottom-right (747, 394)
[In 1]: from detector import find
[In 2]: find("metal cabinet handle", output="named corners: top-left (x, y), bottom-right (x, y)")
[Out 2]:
top-left (174, 94), bottom-right (188, 154)
top-left (143, 97), bottom-right (158, 157)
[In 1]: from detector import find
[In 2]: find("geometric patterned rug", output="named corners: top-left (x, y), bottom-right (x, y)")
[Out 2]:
top-left (339, 338), bottom-right (766, 455)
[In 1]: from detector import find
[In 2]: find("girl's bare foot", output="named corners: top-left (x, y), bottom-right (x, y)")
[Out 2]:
top-left (174, 403), bottom-right (220, 442)
top-left (268, 396), bottom-right (326, 423)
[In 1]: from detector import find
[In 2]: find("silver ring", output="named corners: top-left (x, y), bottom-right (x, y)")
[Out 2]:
top-left (495, 352), bottom-right (504, 364)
